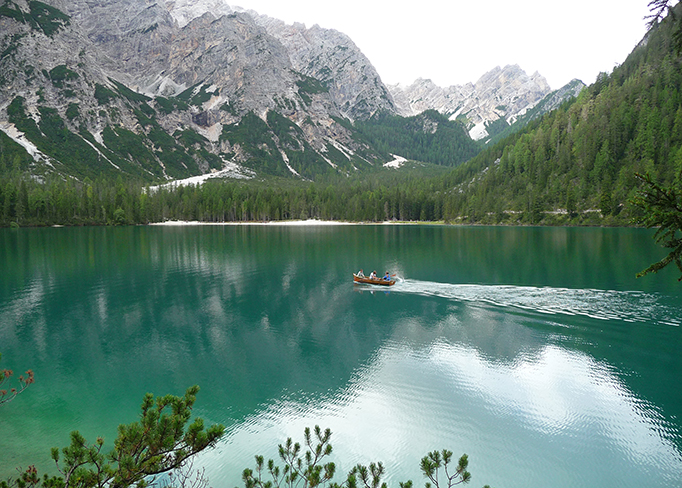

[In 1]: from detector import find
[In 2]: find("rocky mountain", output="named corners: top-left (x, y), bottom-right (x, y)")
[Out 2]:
top-left (250, 15), bottom-right (395, 121)
top-left (388, 65), bottom-right (557, 142)
top-left (0, 0), bottom-right (396, 182)
top-left (0, 0), bottom-right (564, 184)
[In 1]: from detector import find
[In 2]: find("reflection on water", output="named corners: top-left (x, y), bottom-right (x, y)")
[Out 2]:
top-left (1, 225), bottom-right (681, 488)
top-left (202, 337), bottom-right (682, 488)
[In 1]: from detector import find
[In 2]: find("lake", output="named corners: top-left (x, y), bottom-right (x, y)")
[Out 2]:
top-left (1, 224), bottom-right (681, 488)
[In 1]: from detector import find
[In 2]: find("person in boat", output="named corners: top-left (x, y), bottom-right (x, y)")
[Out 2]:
top-left (383, 271), bottom-right (391, 281)
top-left (357, 269), bottom-right (365, 278)
top-left (369, 270), bottom-right (377, 280)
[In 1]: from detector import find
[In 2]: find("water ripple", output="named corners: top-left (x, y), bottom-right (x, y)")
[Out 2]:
top-left (391, 279), bottom-right (680, 326)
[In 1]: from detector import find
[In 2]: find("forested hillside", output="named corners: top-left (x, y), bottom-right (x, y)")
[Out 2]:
top-left (2, 5), bottom-right (682, 227)
top-left (355, 110), bottom-right (481, 166)
top-left (436, 7), bottom-right (682, 225)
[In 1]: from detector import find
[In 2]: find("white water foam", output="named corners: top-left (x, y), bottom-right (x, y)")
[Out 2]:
top-left (390, 279), bottom-right (680, 327)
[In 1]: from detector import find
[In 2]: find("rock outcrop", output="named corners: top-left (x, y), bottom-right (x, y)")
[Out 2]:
top-left (388, 65), bottom-right (553, 141)
top-left (0, 0), bottom-right (565, 182)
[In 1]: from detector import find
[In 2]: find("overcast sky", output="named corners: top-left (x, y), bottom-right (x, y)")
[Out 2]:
top-left (229, 0), bottom-right (654, 90)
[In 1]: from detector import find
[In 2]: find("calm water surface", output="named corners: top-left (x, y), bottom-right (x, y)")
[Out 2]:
top-left (1, 225), bottom-right (681, 488)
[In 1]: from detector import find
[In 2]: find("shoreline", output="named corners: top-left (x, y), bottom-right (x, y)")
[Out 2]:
top-left (148, 219), bottom-right (358, 226)
top-left (0, 219), bottom-right (638, 229)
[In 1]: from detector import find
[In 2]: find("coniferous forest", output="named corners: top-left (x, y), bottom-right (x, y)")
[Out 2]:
top-left (1, 4), bottom-right (682, 228)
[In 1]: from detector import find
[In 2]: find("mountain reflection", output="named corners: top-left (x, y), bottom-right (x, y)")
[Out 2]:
top-left (1, 225), bottom-right (681, 488)
top-left (201, 336), bottom-right (682, 488)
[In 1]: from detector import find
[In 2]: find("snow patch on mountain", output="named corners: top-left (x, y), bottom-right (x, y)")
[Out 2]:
top-left (384, 154), bottom-right (407, 169)
top-left (388, 65), bottom-right (552, 141)
top-left (0, 122), bottom-right (53, 165)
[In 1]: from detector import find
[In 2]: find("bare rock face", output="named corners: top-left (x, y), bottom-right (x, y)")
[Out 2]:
top-left (0, 0), bottom-right (392, 180)
top-left (388, 65), bottom-right (553, 140)
top-left (0, 0), bottom-right (564, 181)
top-left (64, 0), bottom-right (394, 156)
top-left (251, 15), bottom-right (396, 121)
top-left (163, 0), bottom-right (235, 28)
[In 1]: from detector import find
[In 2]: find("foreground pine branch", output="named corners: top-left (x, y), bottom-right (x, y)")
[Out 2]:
top-left (631, 173), bottom-right (682, 281)
top-left (241, 426), bottom-right (490, 488)
top-left (2, 386), bottom-right (225, 488)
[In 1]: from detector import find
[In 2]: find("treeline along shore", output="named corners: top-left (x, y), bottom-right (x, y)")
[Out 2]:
top-left (3, 3), bottom-right (682, 229)
top-left (0, 171), bottom-right (639, 228)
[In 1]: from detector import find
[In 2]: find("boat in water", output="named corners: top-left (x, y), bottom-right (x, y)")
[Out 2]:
top-left (353, 273), bottom-right (396, 286)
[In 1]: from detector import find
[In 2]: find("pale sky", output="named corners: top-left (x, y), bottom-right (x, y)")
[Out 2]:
top-left (229, 0), bottom-right (655, 90)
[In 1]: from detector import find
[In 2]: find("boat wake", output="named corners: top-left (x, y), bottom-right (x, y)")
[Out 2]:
top-left (391, 279), bottom-right (680, 326)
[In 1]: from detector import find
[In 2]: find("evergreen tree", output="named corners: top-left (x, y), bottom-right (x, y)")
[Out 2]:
top-left (2, 386), bottom-right (225, 488)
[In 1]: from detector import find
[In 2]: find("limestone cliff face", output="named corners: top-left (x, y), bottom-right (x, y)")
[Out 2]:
top-left (388, 65), bottom-right (553, 140)
top-left (0, 0), bottom-right (563, 182)
top-left (251, 15), bottom-right (396, 121)
top-left (0, 0), bottom-right (389, 180)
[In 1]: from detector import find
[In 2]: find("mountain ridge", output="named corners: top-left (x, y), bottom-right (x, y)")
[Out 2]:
top-left (388, 65), bottom-right (556, 141)
top-left (1, 0), bottom-right (561, 184)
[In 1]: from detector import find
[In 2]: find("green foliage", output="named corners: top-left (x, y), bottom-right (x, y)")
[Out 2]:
top-left (330, 116), bottom-right (354, 132)
top-left (0, 165), bottom-right (450, 226)
top-left (219, 111), bottom-right (374, 178)
top-left (0, 1), bottom-right (70, 36)
top-left (155, 97), bottom-right (189, 114)
top-left (102, 126), bottom-right (160, 177)
top-left (2, 386), bottom-right (224, 488)
top-left (0, 130), bottom-right (33, 172)
top-left (6, 97), bottom-right (127, 181)
top-left (176, 83), bottom-right (218, 107)
top-left (0, 2), bottom-right (24, 22)
top-left (110, 79), bottom-right (151, 104)
top-left (27, 1), bottom-right (70, 37)
top-left (296, 74), bottom-right (329, 105)
top-left (219, 101), bottom-right (238, 115)
top-left (486, 81), bottom-right (585, 146)
top-left (7, 97), bottom-right (41, 141)
top-left (482, 118), bottom-right (510, 141)
top-left (420, 451), bottom-right (471, 488)
top-left (630, 173), bottom-right (682, 280)
top-left (221, 112), bottom-right (285, 176)
top-left (355, 110), bottom-right (480, 166)
top-left (241, 427), bottom-right (483, 488)
top-left (138, 103), bottom-right (155, 118)
top-left (48, 65), bottom-right (78, 88)
top-left (1, 33), bottom-right (26, 60)
top-left (65, 103), bottom-right (80, 121)
top-left (4, 91), bottom-right (223, 183)
top-left (94, 84), bottom-right (118, 105)
top-left (434, 7), bottom-right (682, 225)
top-left (647, 0), bottom-right (682, 52)
top-left (176, 129), bottom-right (209, 148)
top-left (174, 130), bottom-right (222, 171)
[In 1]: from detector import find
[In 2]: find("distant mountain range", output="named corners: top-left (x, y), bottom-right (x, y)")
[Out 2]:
top-left (0, 0), bottom-right (583, 182)
top-left (389, 68), bottom-right (585, 143)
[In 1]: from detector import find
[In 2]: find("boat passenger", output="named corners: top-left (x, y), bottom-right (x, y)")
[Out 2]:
top-left (357, 269), bottom-right (365, 278)
top-left (369, 270), bottom-right (377, 280)
top-left (383, 271), bottom-right (391, 281)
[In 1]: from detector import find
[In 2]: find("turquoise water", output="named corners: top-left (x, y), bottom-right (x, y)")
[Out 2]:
top-left (1, 225), bottom-right (681, 488)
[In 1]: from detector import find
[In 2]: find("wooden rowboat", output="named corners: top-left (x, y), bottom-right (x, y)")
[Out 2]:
top-left (353, 273), bottom-right (395, 286)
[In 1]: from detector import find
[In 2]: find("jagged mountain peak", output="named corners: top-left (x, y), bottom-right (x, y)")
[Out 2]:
top-left (163, 0), bottom-right (236, 28)
top-left (0, 0), bottom-right (572, 185)
top-left (0, 0), bottom-right (394, 182)
top-left (388, 65), bottom-right (553, 141)
top-left (474, 64), bottom-right (550, 91)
